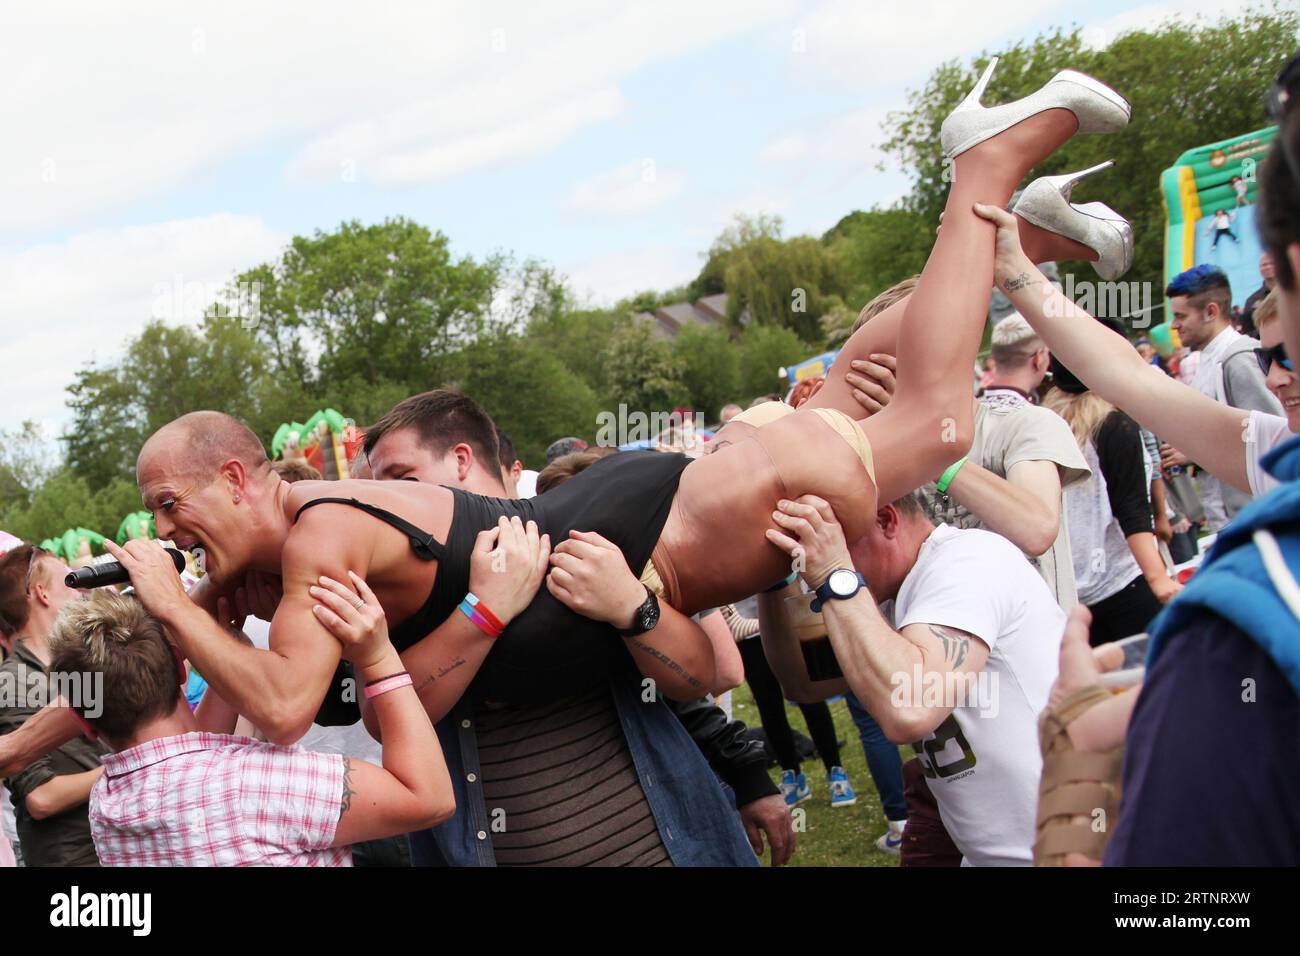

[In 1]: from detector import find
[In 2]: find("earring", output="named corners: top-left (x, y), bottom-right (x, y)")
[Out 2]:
top-left (233, 494), bottom-right (241, 503)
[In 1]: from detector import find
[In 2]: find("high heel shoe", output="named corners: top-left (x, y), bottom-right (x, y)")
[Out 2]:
top-left (1012, 161), bottom-right (1134, 280)
top-left (941, 56), bottom-right (1131, 160)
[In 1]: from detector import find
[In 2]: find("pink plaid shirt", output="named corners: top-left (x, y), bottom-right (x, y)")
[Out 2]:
top-left (90, 732), bottom-right (352, 867)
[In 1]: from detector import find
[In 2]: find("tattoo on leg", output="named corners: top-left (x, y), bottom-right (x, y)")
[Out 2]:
top-left (929, 625), bottom-right (970, 668)
top-left (626, 636), bottom-right (702, 690)
top-left (339, 757), bottom-right (355, 821)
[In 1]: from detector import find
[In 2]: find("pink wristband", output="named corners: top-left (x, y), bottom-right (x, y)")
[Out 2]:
top-left (363, 672), bottom-right (414, 700)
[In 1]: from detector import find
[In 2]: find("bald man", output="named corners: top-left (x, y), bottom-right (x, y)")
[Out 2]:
top-left (0, 371), bottom-right (906, 766)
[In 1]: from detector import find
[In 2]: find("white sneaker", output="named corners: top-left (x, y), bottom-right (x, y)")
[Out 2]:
top-left (875, 820), bottom-right (905, 855)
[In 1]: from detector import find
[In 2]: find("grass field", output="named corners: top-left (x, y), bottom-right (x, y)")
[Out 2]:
top-left (729, 682), bottom-right (904, 868)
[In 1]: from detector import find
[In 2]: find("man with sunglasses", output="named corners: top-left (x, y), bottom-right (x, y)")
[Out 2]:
top-left (0, 545), bottom-right (107, 866)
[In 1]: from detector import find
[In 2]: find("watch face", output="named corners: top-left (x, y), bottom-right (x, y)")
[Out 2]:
top-left (827, 568), bottom-right (859, 598)
top-left (638, 594), bottom-right (661, 631)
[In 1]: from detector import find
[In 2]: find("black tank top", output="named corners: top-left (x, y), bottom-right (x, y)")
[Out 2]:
top-left (297, 450), bottom-right (689, 705)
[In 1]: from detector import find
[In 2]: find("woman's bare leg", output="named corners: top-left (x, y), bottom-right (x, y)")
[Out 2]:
top-left (807, 215), bottom-right (1099, 418)
top-left (860, 110), bottom-right (1081, 504)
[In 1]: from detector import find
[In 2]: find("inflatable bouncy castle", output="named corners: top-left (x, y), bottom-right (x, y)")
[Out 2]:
top-left (271, 408), bottom-right (364, 479)
top-left (1160, 125), bottom-right (1278, 317)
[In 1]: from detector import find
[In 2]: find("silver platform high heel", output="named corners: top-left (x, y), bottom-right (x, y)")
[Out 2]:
top-left (1012, 161), bottom-right (1134, 280)
top-left (941, 56), bottom-right (1131, 160)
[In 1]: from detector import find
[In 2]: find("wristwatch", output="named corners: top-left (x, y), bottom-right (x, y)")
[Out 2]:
top-left (618, 585), bottom-right (661, 637)
top-left (809, 569), bottom-right (867, 613)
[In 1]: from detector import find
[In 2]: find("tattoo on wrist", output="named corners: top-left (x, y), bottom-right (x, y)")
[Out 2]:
top-left (1003, 271), bottom-right (1039, 292)
top-left (929, 625), bottom-right (970, 668)
top-left (338, 757), bottom-right (355, 821)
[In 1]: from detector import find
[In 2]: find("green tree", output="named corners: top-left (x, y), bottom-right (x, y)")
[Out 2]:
top-left (880, 8), bottom-right (1300, 285)
top-left (450, 333), bottom-right (603, 466)
top-left (672, 323), bottom-right (742, 420)
top-left (237, 218), bottom-right (500, 394)
top-left (737, 324), bottom-right (809, 401)
top-left (693, 214), bottom-right (838, 341)
top-left (603, 320), bottom-right (690, 415)
top-left (822, 206), bottom-right (932, 312)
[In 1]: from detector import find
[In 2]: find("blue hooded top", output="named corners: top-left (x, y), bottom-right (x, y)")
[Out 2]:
top-left (1147, 433), bottom-right (1300, 695)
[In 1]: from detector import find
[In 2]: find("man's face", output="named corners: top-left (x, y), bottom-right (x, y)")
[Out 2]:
top-left (138, 451), bottom-right (242, 583)
top-left (845, 507), bottom-right (911, 602)
top-left (1168, 295), bottom-right (1219, 350)
top-left (1261, 254), bottom-right (1275, 283)
top-left (30, 554), bottom-right (82, 619)
top-left (368, 428), bottom-right (462, 487)
top-left (1259, 317), bottom-right (1300, 432)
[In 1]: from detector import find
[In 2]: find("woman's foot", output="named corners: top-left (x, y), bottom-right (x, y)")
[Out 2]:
top-left (1013, 162), bottom-right (1134, 279)
top-left (941, 57), bottom-right (1130, 172)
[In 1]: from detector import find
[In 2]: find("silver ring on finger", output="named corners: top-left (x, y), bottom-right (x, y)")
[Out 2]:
top-left (353, 598), bottom-right (365, 610)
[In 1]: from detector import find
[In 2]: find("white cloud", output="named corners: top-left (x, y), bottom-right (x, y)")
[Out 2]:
top-left (561, 244), bottom-right (703, 307)
top-left (561, 159), bottom-right (688, 219)
top-left (2, 0), bottom-right (794, 231)
top-left (786, 0), bottom-right (1072, 90)
top-left (0, 215), bottom-right (285, 433)
top-left (758, 105), bottom-right (891, 172)
top-left (1081, 0), bottom-right (1266, 49)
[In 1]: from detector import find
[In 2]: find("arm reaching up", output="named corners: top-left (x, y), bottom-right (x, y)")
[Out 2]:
top-left (312, 572), bottom-right (455, 846)
top-left (973, 203), bottom-right (1258, 494)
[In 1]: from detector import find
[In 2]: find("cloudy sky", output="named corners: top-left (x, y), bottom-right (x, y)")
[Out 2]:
top-left (0, 0), bottom-right (1259, 442)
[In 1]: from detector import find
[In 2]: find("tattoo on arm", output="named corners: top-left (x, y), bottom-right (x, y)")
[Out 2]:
top-left (415, 656), bottom-right (466, 693)
top-left (1003, 271), bottom-right (1040, 292)
top-left (339, 757), bottom-right (355, 821)
top-left (625, 636), bottom-right (702, 690)
top-left (929, 625), bottom-right (971, 668)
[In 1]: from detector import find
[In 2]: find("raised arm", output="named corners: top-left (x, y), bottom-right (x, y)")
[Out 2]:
top-left (546, 529), bottom-right (718, 698)
top-left (766, 495), bottom-right (990, 743)
top-left (0, 703), bottom-right (85, 778)
top-left (944, 457), bottom-right (1063, 557)
top-left (312, 573), bottom-right (455, 847)
top-left (974, 203), bottom-right (1254, 493)
top-left (106, 528), bottom-right (361, 745)
top-left (356, 517), bottom-right (551, 735)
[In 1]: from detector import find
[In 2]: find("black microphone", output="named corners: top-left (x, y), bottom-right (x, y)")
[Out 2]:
top-left (65, 548), bottom-right (187, 589)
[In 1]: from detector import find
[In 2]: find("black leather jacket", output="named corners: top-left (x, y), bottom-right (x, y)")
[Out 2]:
top-left (665, 695), bottom-right (777, 808)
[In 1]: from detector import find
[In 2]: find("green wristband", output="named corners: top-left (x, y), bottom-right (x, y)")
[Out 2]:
top-left (935, 456), bottom-right (969, 495)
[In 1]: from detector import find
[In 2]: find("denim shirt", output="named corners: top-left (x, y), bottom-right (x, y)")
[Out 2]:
top-left (408, 675), bottom-right (758, 867)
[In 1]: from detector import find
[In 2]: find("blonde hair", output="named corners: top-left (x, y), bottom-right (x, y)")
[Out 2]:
top-left (1042, 387), bottom-right (1114, 448)
top-left (851, 276), bottom-right (920, 336)
top-left (1255, 288), bottom-right (1280, 330)
top-left (48, 591), bottom-right (180, 741)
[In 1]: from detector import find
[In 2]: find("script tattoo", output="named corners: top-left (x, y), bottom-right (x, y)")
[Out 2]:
top-left (415, 656), bottom-right (466, 693)
top-left (339, 757), bottom-right (355, 821)
top-left (929, 624), bottom-right (971, 668)
top-left (626, 636), bottom-right (702, 690)
top-left (1003, 271), bottom-right (1039, 292)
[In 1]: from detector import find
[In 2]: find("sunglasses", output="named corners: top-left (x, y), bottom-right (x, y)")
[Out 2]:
top-left (1256, 342), bottom-right (1294, 375)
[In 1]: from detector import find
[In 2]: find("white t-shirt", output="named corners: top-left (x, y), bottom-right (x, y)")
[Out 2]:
top-left (888, 524), bottom-right (1064, 866)
top-left (1245, 410), bottom-right (1292, 498)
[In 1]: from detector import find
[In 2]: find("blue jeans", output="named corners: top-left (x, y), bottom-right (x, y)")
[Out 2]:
top-left (845, 692), bottom-right (907, 822)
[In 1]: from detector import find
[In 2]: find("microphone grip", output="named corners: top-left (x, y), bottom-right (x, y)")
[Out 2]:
top-left (65, 548), bottom-right (187, 589)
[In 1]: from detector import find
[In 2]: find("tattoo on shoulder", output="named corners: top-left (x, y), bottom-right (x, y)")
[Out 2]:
top-left (339, 757), bottom-right (355, 821)
top-left (1003, 271), bottom-right (1039, 292)
top-left (928, 625), bottom-right (971, 668)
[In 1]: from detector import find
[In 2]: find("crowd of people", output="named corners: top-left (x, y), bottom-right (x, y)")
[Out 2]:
top-left (0, 51), bottom-right (1298, 869)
